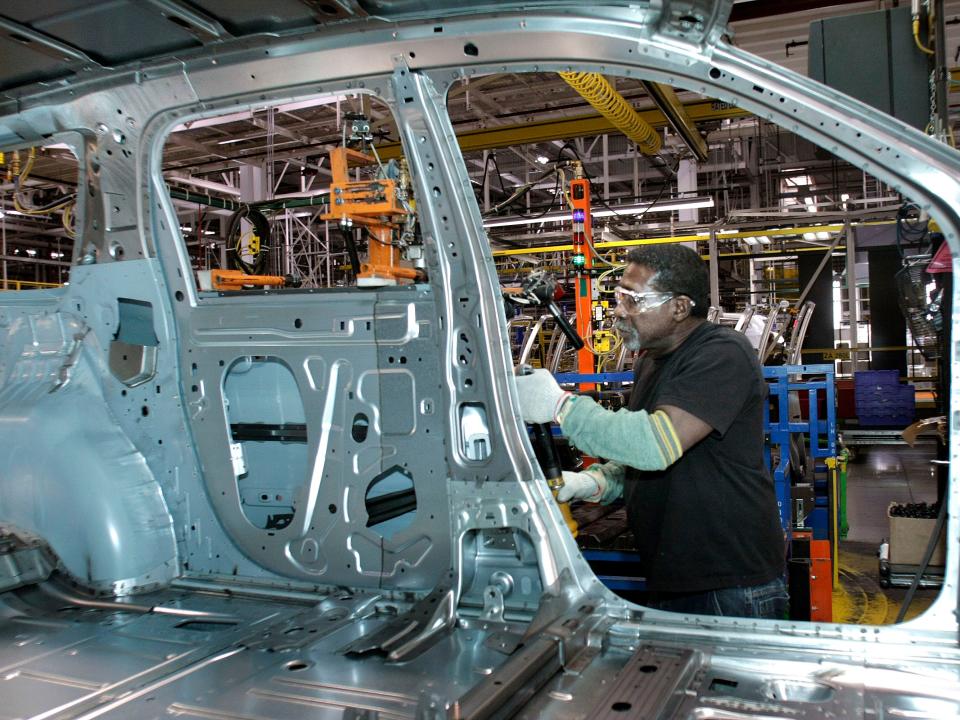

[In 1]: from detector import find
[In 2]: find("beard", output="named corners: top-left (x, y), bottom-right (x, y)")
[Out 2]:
top-left (614, 319), bottom-right (643, 351)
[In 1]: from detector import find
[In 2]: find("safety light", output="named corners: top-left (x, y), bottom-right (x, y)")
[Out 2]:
top-left (572, 209), bottom-right (585, 222)
top-left (571, 252), bottom-right (586, 268)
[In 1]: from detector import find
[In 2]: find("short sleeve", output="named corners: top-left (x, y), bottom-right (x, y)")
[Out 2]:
top-left (654, 332), bottom-right (759, 436)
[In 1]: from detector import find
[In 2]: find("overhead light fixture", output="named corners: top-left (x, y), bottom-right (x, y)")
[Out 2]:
top-left (217, 136), bottom-right (259, 145)
top-left (802, 232), bottom-right (817, 240)
top-left (816, 231), bottom-right (831, 240)
top-left (482, 196), bottom-right (715, 229)
top-left (536, 155), bottom-right (549, 164)
top-left (758, 236), bottom-right (771, 244)
top-left (593, 198), bottom-right (715, 218)
top-left (744, 236), bottom-right (759, 245)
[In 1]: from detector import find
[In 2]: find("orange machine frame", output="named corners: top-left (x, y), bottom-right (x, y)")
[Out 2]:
top-left (320, 146), bottom-right (416, 285)
top-left (205, 269), bottom-right (287, 291)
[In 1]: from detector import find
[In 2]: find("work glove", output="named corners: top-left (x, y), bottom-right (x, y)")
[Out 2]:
top-left (557, 469), bottom-right (605, 503)
top-left (514, 368), bottom-right (570, 424)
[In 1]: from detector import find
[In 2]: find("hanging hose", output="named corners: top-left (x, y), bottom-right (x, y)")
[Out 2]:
top-left (583, 226), bottom-right (622, 268)
top-left (339, 226), bottom-right (362, 281)
top-left (12, 147), bottom-right (77, 219)
top-left (226, 207), bottom-right (271, 275)
top-left (482, 165), bottom-right (568, 217)
top-left (912, 16), bottom-right (935, 55)
top-left (559, 72), bottom-right (662, 154)
top-left (595, 265), bottom-right (624, 293)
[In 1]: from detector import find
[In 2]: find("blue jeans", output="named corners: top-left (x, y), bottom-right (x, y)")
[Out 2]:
top-left (640, 577), bottom-right (789, 618)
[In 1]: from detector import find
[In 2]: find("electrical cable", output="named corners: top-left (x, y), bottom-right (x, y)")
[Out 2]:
top-left (490, 154), bottom-right (566, 221)
top-left (913, 16), bottom-right (935, 55)
top-left (559, 141), bottom-right (678, 225)
top-left (595, 265), bottom-right (625, 293)
top-left (578, 319), bottom-right (623, 357)
top-left (15, 193), bottom-right (75, 213)
top-left (895, 202), bottom-right (930, 260)
top-left (480, 152), bottom-right (508, 199)
top-left (13, 147), bottom-right (77, 216)
top-left (61, 201), bottom-right (76, 238)
top-left (363, 225), bottom-right (400, 248)
top-left (482, 161), bottom-right (566, 219)
top-left (583, 226), bottom-right (621, 268)
top-left (339, 226), bottom-right (362, 280)
top-left (226, 206), bottom-right (271, 274)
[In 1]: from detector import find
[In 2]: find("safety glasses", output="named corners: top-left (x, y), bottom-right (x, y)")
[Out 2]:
top-left (613, 286), bottom-right (694, 313)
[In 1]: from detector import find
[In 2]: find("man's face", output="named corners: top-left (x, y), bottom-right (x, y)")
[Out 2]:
top-left (613, 263), bottom-right (676, 352)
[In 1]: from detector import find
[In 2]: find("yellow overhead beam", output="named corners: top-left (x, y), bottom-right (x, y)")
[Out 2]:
top-left (376, 100), bottom-right (748, 160)
top-left (491, 221), bottom-right (892, 257)
top-left (493, 233), bottom-right (701, 256)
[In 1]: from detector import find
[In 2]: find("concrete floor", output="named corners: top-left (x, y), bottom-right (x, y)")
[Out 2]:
top-left (835, 443), bottom-right (942, 624)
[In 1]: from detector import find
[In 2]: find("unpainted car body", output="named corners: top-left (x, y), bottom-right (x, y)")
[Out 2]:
top-left (0, 1), bottom-right (958, 718)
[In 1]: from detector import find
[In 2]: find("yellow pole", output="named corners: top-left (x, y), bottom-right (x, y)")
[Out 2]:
top-left (826, 456), bottom-right (840, 588)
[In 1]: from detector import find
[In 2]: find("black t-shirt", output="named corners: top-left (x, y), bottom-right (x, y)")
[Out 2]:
top-left (624, 321), bottom-right (785, 593)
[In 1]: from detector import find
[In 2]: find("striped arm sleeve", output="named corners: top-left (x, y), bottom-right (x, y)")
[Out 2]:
top-left (558, 395), bottom-right (684, 471)
top-left (649, 409), bottom-right (683, 466)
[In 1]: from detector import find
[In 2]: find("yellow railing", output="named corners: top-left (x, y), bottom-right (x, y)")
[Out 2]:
top-left (0, 280), bottom-right (62, 291)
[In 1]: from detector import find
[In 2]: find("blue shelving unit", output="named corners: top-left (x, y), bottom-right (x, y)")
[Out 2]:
top-left (581, 549), bottom-right (646, 591)
top-left (554, 372), bottom-right (634, 384)
top-left (762, 364), bottom-right (837, 539)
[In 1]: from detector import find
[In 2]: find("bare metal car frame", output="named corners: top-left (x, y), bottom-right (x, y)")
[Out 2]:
top-left (0, 1), bottom-right (958, 717)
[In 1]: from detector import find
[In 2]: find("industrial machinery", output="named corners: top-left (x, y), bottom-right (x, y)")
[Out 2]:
top-left (198, 269), bottom-right (301, 292)
top-left (0, 2), bottom-right (959, 719)
top-left (321, 113), bottom-right (423, 286)
top-left (567, 164), bottom-right (623, 387)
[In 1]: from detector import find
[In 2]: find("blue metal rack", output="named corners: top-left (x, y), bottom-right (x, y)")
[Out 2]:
top-left (555, 372), bottom-right (634, 384)
top-left (581, 549), bottom-right (646, 591)
top-left (762, 364), bottom-right (837, 539)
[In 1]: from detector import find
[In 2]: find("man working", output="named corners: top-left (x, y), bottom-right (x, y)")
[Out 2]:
top-left (515, 245), bottom-right (787, 618)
